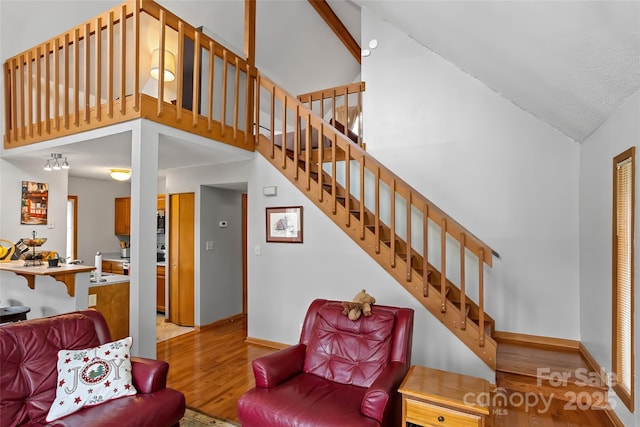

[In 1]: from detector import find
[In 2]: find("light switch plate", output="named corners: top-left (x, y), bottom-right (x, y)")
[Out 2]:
top-left (206, 241), bottom-right (214, 250)
top-left (88, 294), bottom-right (97, 307)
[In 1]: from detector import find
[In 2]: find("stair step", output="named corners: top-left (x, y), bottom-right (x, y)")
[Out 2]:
top-left (496, 339), bottom-right (608, 406)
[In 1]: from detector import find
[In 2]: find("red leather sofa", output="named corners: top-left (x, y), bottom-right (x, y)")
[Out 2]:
top-left (237, 299), bottom-right (414, 426)
top-left (0, 310), bottom-right (185, 427)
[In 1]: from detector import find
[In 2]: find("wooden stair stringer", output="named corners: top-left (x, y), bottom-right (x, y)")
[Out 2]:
top-left (257, 136), bottom-right (497, 369)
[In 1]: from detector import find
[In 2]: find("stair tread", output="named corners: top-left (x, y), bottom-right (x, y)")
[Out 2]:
top-left (496, 340), bottom-right (606, 388)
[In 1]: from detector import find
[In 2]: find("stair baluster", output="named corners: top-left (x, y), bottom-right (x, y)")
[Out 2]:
top-left (460, 232), bottom-right (466, 331)
top-left (440, 218), bottom-right (447, 312)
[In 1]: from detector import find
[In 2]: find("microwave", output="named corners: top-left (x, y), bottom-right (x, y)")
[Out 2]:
top-left (157, 211), bottom-right (165, 234)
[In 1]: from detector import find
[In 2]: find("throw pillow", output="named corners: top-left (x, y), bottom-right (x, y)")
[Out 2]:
top-left (46, 336), bottom-right (137, 422)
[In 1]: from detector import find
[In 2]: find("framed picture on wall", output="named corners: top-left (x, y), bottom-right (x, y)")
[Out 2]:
top-left (266, 206), bottom-right (303, 243)
top-left (21, 181), bottom-right (48, 225)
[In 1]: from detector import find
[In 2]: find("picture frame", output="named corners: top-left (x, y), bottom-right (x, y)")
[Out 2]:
top-left (266, 206), bottom-right (303, 243)
top-left (21, 181), bottom-right (48, 225)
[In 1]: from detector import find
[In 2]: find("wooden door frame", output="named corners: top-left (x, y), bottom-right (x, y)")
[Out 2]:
top-left (67, 195), bottom-right (78, 260)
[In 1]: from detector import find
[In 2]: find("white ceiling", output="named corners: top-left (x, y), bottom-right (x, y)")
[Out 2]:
top-left (2, 131), bottom-right (254, 182)
top-left (355, 0), bottom-right (640, 142)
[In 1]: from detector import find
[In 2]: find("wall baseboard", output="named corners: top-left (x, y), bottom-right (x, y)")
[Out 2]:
top-left (196, 313), bottom-right (245, 331)
top-left (245, 336), bottom-right (289, 350)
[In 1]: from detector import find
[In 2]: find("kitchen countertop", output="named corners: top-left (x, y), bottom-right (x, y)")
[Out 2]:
top-left (100, 252), bottom-right (164, 266)
top-left (100, 252), bottom-right (129, 262)
top-left (89, 272), bottom-right (129, 286)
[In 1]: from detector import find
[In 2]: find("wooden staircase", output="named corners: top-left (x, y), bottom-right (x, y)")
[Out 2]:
top-left (255, 74), bottom-right (498, 369)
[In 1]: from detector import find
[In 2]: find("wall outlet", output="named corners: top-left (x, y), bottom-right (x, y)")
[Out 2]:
top-left (88, 294), bottom-right (97, 307)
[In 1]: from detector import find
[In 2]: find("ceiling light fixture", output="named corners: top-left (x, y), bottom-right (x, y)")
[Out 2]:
top-left (110, 169), bottom-right (132, 182)
top-left (44, 153), bottom-right (68, 171)
top-left (150, 49), bottom-right (176, 82)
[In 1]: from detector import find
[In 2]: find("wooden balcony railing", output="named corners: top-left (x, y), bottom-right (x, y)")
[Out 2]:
top-left (256, 72), bottom-right (497, 368)
top-left (3, 0), bottom-right (254, 151)
top-left (297, 82), bottom-right (365, 148)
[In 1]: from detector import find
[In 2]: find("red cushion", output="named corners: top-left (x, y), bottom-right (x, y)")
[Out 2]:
top-left (303, 302), bottom-right (395, 388)
top-left (238, 373), bottom-right (380, 427)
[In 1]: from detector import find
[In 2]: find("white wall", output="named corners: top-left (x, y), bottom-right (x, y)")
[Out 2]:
top-left (199, 186), bottom-right (244, 325)
top-left (361, 8), bottom-right (581, 339)
top-left (68, 176), bottom-right (131, 264)
top-left (579, 89), bottom-right (640, 425)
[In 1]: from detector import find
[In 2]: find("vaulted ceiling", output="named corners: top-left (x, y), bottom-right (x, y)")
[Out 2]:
top-left (353, 0), bottom-right (640, 142)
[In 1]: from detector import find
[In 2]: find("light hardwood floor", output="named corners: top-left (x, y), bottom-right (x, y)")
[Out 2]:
top-left (157, 316), bottom-right (613, 426)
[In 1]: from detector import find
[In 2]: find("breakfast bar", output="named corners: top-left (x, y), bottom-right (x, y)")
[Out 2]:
top-left (0, 260), bottom-right (94, 297)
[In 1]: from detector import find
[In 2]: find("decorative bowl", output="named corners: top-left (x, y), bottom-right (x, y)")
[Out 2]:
top-left (21, 237), bottom-right (47, 247)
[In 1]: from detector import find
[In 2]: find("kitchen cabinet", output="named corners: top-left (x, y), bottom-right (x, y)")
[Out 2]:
top-left (88, 282), bottom-right (130, 341)
top-left (169, 193), bottom-right (195, 326)
top-left (115, 196), bottom-right (167, 236)
top-left (102, 260), bottom-right (124, 275)
top-left (114, 197), bottom-right (130, 235)
top-left (157, 265), bottom-right (166, 313)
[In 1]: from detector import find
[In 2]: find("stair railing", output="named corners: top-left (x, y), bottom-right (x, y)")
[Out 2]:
top-left (257, 72), bottom-right (496, 365)
top-left (297, 82), bottom-right (365, 148)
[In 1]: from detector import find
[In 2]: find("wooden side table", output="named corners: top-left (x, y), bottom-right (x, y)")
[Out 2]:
top-left (399, 365), bottom-right (491, 427)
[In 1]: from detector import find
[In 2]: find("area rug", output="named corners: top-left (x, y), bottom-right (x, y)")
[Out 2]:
top-left (156, 315), bottom-right (195, 343)
top-left (181, 408), bottom-right (239, 426)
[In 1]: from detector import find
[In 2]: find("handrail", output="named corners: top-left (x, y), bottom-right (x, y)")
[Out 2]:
top-left (297, 82), bottom-right (365, 148)
top-left (3, 0), bottom-right (254, 151)
top-left (257, 72), bottom-right (495, 364)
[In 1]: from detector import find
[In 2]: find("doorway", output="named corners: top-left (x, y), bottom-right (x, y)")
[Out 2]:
top-left (157, 186), bottom-right (247, 339)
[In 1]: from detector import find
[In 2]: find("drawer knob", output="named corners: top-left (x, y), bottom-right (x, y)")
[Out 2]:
top-left (438, 415), bottom-right (445, 422)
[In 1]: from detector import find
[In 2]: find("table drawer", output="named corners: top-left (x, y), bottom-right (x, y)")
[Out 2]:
top-left (406, 399), bottom-right (481, 427)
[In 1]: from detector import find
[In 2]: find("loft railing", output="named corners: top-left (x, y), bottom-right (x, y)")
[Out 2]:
top-left (256, 72), bottom-right (497, 368)
top-left (297, 82), bottom-right (365, 148)
top-left (3, 0), bottom-right (253, 151)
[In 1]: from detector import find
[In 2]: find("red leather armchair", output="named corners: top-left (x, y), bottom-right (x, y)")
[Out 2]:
top-left (238, 299), bottom-right (414, 427)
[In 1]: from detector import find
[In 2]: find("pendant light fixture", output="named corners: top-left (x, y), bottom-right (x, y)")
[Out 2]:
top-left (44, 153), bottom-right (69, 171)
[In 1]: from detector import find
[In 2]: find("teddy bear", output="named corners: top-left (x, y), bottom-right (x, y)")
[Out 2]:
top-left (341, 289), bottom-right (376, 321)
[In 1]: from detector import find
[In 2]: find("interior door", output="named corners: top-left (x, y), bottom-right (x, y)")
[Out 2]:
top-left (169, 192), bottom-right (195, 326)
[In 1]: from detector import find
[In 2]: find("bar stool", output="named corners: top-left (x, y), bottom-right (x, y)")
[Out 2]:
top-left (0, 306), bottom-right (30, 324)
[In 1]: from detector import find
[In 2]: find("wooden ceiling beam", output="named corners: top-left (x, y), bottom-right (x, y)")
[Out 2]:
top-left (307, 0), bottom-right (361, 64)
top-left (244, 0), bottom-right (256, 66)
